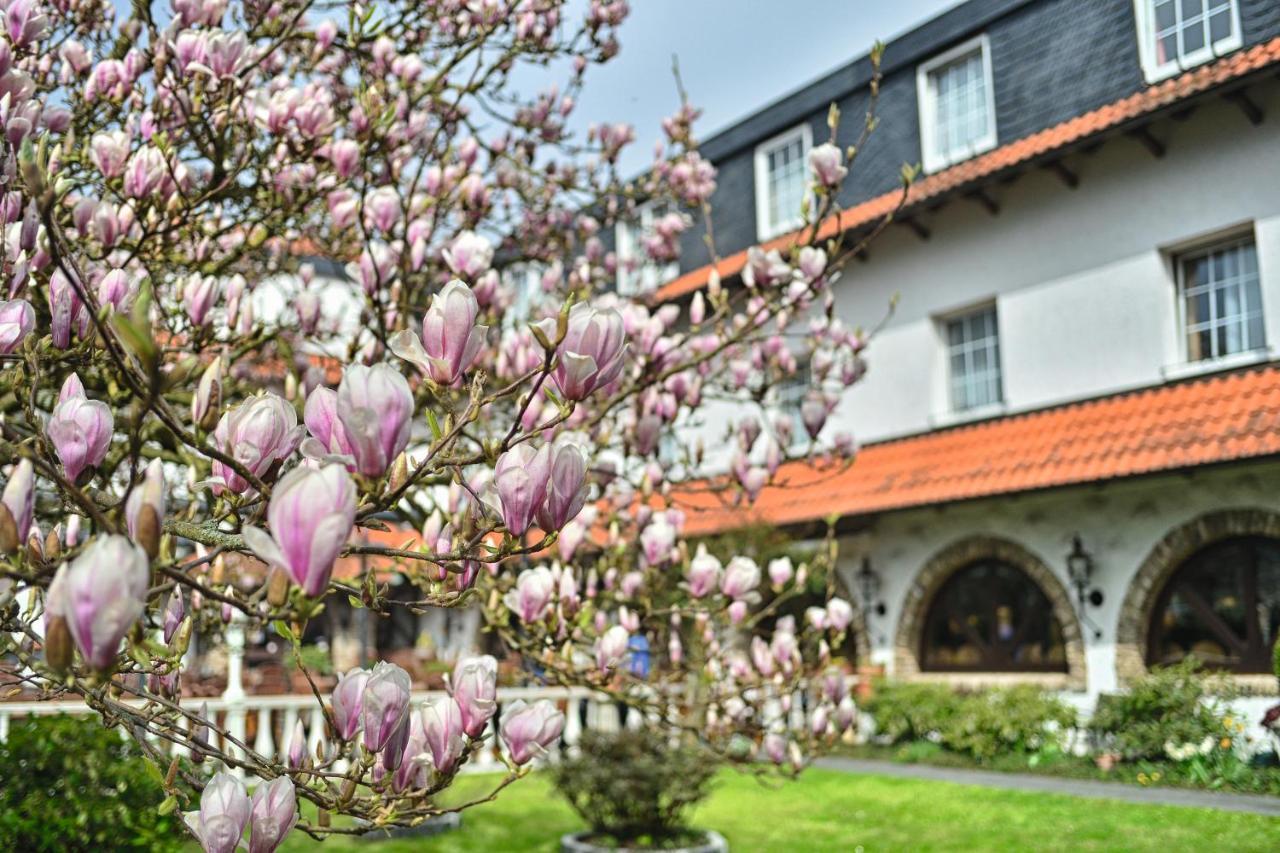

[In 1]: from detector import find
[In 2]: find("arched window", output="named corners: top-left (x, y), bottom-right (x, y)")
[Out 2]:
top-left (1147, 536), bottom-right (1280, 673)
top-left (920, 560), bottom-right (1068, 672)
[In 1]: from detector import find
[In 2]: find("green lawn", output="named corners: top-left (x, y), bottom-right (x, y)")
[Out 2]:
top-left (279, 768), bottom-right (1280, 852)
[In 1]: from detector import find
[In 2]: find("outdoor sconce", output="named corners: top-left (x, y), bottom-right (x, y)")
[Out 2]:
top-left (1066, 534), bottom-right (1104, 638)
top-left (856, 557), bottom-right (886, 618)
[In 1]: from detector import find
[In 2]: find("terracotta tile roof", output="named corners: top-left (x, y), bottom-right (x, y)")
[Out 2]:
top-left (673, 365), bottom-right (1280, 537)
top-left (654, 37), bottom-right (1280, 303)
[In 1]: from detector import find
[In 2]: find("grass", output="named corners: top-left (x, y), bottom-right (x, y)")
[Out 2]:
top-left (278, 768), bottom-right (1280, 852)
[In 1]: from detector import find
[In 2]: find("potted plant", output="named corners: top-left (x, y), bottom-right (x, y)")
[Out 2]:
top-left (553, 728), bottom-right (725, 852)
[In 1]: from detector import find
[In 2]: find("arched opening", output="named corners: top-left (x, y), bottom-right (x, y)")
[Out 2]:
top-left (893, 536), bottom-right (1085, 687)
top-left (919, 559), bottom-right (1069, 672)
top-left (1146, 536), bottom-right (1280, 673)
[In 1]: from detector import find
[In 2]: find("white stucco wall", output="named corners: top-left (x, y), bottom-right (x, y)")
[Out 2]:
top-left (840, 460), bottom-right (1280, 744)
top-left (828, 81), bottom-right (1280, 444)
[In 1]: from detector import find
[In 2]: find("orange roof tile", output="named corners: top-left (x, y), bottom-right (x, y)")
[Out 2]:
top-left (654, 37), bottom-right (1280, 303)
top-left (673, 365), bottom-right (1280, 537)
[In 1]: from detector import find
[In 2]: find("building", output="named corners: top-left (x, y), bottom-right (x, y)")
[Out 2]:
top-left (618, 0), bottom-right (1280, 734)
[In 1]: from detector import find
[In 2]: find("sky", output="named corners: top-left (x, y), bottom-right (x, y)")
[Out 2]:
top-left (558, 0), bottom-right (962, 174)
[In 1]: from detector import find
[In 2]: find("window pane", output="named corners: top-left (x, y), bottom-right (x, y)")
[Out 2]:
top-left (1179, 237), bottom-right (1263, 361)
top-left (929, 47), bottom-right (989, 165)
top-left (1180, 0), bottom-right (1203, 18)
top-left (946, 306), bottom-right (1001, 411)
top-left (1149, 536), bottom-right (1280, 673)
top-left (1209, 8), bottom-right (1232, 41)
top-left (922, 560), bottom-right (1067, 672)
top-left (1155, 0), bottom-right (1176, 30)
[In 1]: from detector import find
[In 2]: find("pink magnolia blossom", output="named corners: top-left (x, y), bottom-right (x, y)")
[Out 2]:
top-left (552, 304), bottom-right (628, 400)
top-left (184, 772), bottom-right (251, 853)
top-left (504, 566), bottom-right (555, 624)
top-left (0, 298), bottom-right (33, 353)
top-left (47, 373), bottom-right (113, 482)
top-left (212, 393), bottom-right (303, 494)
top-left (494, 444), bottom-right (551, 536)
top-left (335, 364), bottom-right (413, 477)
top-left (389, 280), bottom-right (488, 386)
top-left (422, 695), bottom-right (466, 773)
top-left (248, 776), bottom-right (297, 853)
top-left (46, 535), bottom-right (149, 671)
top-left (808, 142), bottom-right (847, 187)
top-left (450, 654), bottom-right (498, 738)
top-left (242, 463), bottom-right (356, 597)
top-left (500, 699), bottom-right (565, 765)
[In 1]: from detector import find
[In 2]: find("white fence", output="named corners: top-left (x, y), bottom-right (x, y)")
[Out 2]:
top-left (0, 685), bottom-right (640, 775)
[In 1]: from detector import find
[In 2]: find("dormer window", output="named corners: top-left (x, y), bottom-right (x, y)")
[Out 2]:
top-left (917, 35), bottom-right (997, 174)
top-left (753, 124), bottom-right (812, 240)
top-left (615, 200), bottom-right (680, 297)
top-left (1135, 0), bottom-right (1241, 83)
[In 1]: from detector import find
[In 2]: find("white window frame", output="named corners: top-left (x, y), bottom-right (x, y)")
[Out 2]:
top-left (615, 199), bottom-right (680, 297)
top-left (916, 34), bottom-right (998, 174)
top-left (753, 123), bottom-right (813, 241)
top-left (1174, 232), bottom-right (1265, 365)
top-left (771, 360), bottom-right (813, 451)
top-left (942, 303), bottom-right (1004, 414)
top-left (1133, 0), bottom-right (1242, 84)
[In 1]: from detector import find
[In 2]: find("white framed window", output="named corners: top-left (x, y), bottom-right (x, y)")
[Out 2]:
top-left (772, 361), bottom-right (812, 450)
top-left (916, 35), bottom-right (997, 174)
top-left (945, 305), bottom-right (1003, 412)
top-left (1134, 0), bottom-right (1241, 83)
top-left (753, 123), bottom-right (812, 241)
top-left (1178, 236), bottom-right (1264, 362)
top-left (615, 200), bottom-right (680, 297)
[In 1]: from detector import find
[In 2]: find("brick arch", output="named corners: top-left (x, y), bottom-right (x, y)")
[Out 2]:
top-left (893, 536), bottom-right (1087, 689)
top-left (1115, 507), bottom-right (1280, 685)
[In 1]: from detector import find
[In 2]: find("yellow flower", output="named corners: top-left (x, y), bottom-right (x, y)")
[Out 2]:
top-left (1137, 773), bottom-right (1149, 785)
top-left (1221, 737), bottom-right (1232, 750)
top-left (1151, 772), bottom-right (1162, 781)
top-left (1224, 716), bottom-right (1234, 729)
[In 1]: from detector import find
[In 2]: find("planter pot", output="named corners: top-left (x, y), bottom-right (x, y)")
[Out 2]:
top-left (560, 829), bottom-right (728, 853)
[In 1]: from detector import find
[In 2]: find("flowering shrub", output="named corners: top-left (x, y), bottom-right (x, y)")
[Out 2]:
top-left (0, 0), bottom-right (906, 847)
top-left (864, 682), bottom-right (1075, 763)
top-left (1089, 659), bottom-right (1237, 762)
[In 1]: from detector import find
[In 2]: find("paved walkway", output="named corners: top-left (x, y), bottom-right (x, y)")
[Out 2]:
top-left (815, 757), bottom-right (1280, 817)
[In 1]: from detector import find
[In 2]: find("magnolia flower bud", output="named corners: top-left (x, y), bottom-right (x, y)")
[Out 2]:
top-left (46, 535), bottom-right (149, 671)
top-left (191, 702), bottom-right (210, 763)
top-left (685, 546), bottom-right (721, 598)
top-left (162, 589), bottom-right (184, 645)
top-left (826, 597), bottom-right (854, 633)
top-left (43, 614), bottom-right (72, 673)
top-left (125, 458), bottom-right (164, 558)
top-left (422, 694), bottom-right (466, 773)
top-left (768, 556), bottom-right (794, 587)
top-left (504, 566), bottom-right (554, 625)
top-left (212, 393), bottom-right (303, 494)
top-left (442, 230), bottom-right (493, 280)
top-left (808, 142), bottom-right (848, 187)
top-left (0, 459), bottom-right (34, 553)
top-left (721, 556), bottom-right (761, 600)
top-left (451, 654), bottom-right (498, 738)
top-left (192, 357), bottom-right (222, 431)
top-left (0, 298), bottom-right (34, 353)
top-left (500, 699), bottom-right (565, 766)
top-left (335, 364), bottom-right (413, 478)
top-left (595, 625), bottom-right (629, 672)
top-left (552, 304), bottom-right (628, 401)
top-left (392, 713), bottom-right (428, 792)
top-left (330, 667), bottom-right (370, 741)
top-left (184, 772), bottom-right (251, 853)
top-left (47, 374), bottom-right (113, 483)
top-left (286, 717), bottom-right (307, 769)
top-left (388, 280), bottom-right (488, 386)
top-left (801, 392), bottom-right (829, 440)
top-left (360, 661), bottom-right (411, 754)
top-left (248, 776), bottom-right (298, 853)
top-left (535, 439), bottom-right (588, 532)
top-left (494, 444), bottom-right (551, 536)
top-left (242, 464), bottom-right (356, 598)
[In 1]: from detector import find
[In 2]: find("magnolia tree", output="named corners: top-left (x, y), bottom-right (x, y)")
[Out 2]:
top-left (0, 0), bottom-right (908, 846)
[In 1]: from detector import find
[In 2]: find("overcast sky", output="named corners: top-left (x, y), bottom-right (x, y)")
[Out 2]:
top-left (557, 0), bottom-right (961, 174)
